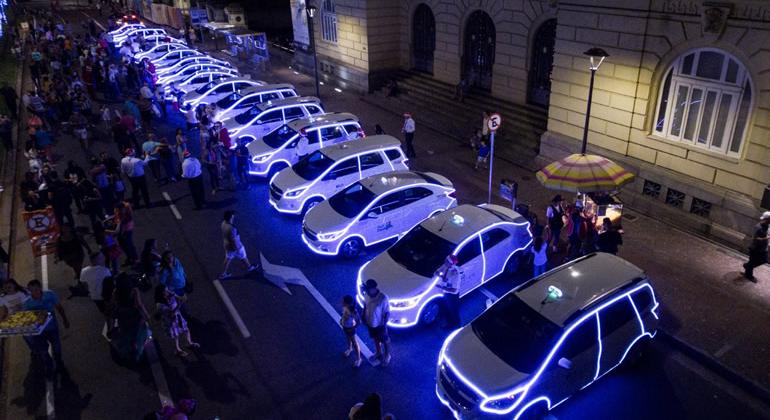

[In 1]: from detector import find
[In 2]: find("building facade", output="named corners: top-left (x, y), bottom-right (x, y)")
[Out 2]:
top-left (288, 0), bottom-right (770, 246)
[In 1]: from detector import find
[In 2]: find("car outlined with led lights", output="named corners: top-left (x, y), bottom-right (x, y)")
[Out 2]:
top-left (172, 71), bottom-right (241, 96)
top-left (302, 170), bottom-right (456, 258)
top-left (224, 96), bottom-right (325, 139)
top-left (356, 204), bottom-right (532, 328)
top-left (134, 42), bottom-right (188, 61)
top-left (436, 252), bottom-right (660, 419)
top-left (269, 135), bottom-right (408, 215)
top-left (108, 23), bottom-right (145, 38)
top-left (150, 48), bottom-right (205, 67)
top-left (157, 63), bottom-right (237, 86)
top-left (213, 84), bottom-right (298, 123)
top-left (181, 77), bottom-right (262, 108)
top-left (113, 27), bottom-right (167, 45)
top-left (156, 56), bottom-right (232, 77)
top-left (247, 112), bottom-right (362, 178)
top-left (143, 34), bottom-right (187, 47)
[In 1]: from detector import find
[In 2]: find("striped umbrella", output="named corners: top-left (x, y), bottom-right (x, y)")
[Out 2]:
top-left (536, 153), bottom-right (635, 193)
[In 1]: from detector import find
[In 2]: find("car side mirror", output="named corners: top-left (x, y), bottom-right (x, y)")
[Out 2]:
top-left (366, 211), bottom-right (378, 219)
top-left (558, 357), bottom-right (573, 370)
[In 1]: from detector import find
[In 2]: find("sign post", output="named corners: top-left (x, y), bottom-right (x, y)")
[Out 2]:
top-left (487, 113), bottom-right (502, 203)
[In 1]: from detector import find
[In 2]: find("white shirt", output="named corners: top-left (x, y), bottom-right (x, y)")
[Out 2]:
top-left (185, 108), bottom-right (198, 124)
top-left (181, 157), bottom-right (202, 178)
top-left (80, 265), bottom-right (112, 301)
top-left (139, 85), bottom-right (153, 99)
top-left (121, 156), bottom-right (146, 177)
top-left (0, 291), bottom-right (29, 315)
top-left (436, 261), bottom-right (463, 294)
top-left (363, 291), bottom-right (390, 328)
top-left (402, 117), bottom-right (415, 133)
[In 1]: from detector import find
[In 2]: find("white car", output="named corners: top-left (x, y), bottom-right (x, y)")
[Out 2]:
top-left (143, 34), bottom-right (187, 47)
top-left (157, 63), bottom-right (237, 86)
top-left (356, 204), bottom-right (533, 328)
top-left (108, 23), bottom-right (144, 37)
top-left (156, 56), bottom-right (231, 77)
top-left (436, 253), bottom-right (660, 419)
top-left (182, 78), bottom-right (262, 108)
top-left (113, 28), bottom-right (166, 45)
top-left (134, 43), bottom-right (188, 61)
top-left (247, 112), bottom-right (362, 177)
top-left (269, 135), bottom-right (408, 215)
top-left (302, 171), bottom-right (456, 257)
top-left (151, 49), bottom-right (205, 67)
top-left (213, 83), bottom-right (297, 122)
top-left (173, 71), bottom-right (239, 96)
top-left (225, 96), bottom-right (324, 139)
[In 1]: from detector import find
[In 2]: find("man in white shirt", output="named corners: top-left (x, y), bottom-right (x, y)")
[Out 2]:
top-left (120, 148), bottom-right (151, 208)
top-left (401, 112), bottom-right (416, 158)
top-left (362, 279), bottom-right (392, 366)
top-left (436, 254), bottom-right (463, 329)
top-left (139, 82), bottom-right (153, 100)
top-left (184, 105), bottom-right (198, 131)
top-left (181, 151), bottom-right (205, 209)
top-left (118, 42), bottom-right (133, 59)
top-left (80, 252), bottom-right (112, 315)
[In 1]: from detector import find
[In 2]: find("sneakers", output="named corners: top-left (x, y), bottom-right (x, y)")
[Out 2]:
top-left (368, 354), bottom-right (381, 364)
top-left (353, 358), bottom-right (362, 368)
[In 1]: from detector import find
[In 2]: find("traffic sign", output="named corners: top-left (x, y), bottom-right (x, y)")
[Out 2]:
top-left (488, 113), bottom-right (502, 132)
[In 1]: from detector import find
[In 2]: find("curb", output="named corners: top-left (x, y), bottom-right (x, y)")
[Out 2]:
top-left (658, 329), bottom-right (770, 405)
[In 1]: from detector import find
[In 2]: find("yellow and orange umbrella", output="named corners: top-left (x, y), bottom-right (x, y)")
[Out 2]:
top-left (536, 153), bottom-right (634, 193)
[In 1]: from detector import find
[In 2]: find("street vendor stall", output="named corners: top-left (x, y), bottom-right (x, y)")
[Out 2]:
top-left (0, 310), bottom-right (52, 337)
top-left (577, 192), bottom-right (624, 229)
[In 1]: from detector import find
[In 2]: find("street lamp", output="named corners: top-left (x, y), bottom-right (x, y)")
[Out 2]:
top-left (580, 47), bottom-right (609, 154)
top-left (306, 3), bottom-right (321, 99)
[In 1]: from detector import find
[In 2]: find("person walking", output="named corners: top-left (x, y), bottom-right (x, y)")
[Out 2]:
top-left (114, 201), bottom-right (139, 266)
top-left (181, 151), bottom-right (205, 210)
top-left (435, 255), bottom-right (463, 329)
top-left (80, 252), bottom-right (112, 316)
top-left (596, 217), bottom-right (623, 255)
top-left (530, 236), bottom-right (549, 277)
top-left (159, 251), bottom-right (188, 296)
top-left (219, 210), bottom-right (259, 279)
top-left (362, 279), bottom-right (391, 366)
top-left (154, 285), bottom-right (199, 357)
top-left (55, 225), bottom-right (91, 288)
top-left (120, 148), bottom-right (151, 208)
top-left (340, 295), bottom-right (363, 368)
top-left (0, 82), bottom-right (18, 120)
top-left (202, 139), bottom-right (221, 195)
top-left (474, 139), bottom-right (489, 170)
top-left (24, 280), bottom-right (70, 377)
top-left (401, 112), bottom-right (416, 158)
top-left (481, 111), bottom-right (490, 142)
top-left (546, 195), bottom-right (565, 252)
top-left (742, 212), bottom-right (770, 282)
top-left (142, 134), bottom-right (163, 183)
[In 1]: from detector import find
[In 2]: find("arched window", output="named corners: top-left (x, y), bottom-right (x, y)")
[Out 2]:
top-left (653, 49), bottom-right (752, 156)
top-left (321, 0), bottom-right (338, 43)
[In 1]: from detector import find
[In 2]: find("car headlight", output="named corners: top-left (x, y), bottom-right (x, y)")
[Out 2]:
top-left (390, 296), bottom-right (421, 309)
top-left (317, 230), bottom-right (344, 241)
top-left (480, 388), bottom-right (526, 414)
top-left (284, 188), bottom-right (306, 198)
top-left (251, 154), bottom-right (269, 163)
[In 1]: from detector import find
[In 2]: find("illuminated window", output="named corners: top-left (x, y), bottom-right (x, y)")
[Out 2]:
top-left (654, 49), bottom-right (752, 156)
top-left (321, 0), bottom-right (338, 43)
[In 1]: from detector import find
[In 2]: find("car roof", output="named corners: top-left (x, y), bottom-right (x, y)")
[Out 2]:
top-left (420, 204), bottom-right (524, 244)
top-left (319, 134), bottom-right (401, 161)
top-left (514, 252), bottom-right (646, 326)
top-left (257, 96), bottom-right (321, 111)
top-left (204, 77), bottom-right (253, 89)
top-left (238, 83), bottom-right (295, 96)
top-left (287, 112), bottom-right (358, 130)
top-left (359, 170), bottom-right (453, 195)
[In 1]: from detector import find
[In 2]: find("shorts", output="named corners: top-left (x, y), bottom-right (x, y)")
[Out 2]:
top-left (226, 246), bottom-right (247, 260)
top-left (367, 325), bottom-right (389, 342)
top-left (343, 327), bottom-right (357, 338)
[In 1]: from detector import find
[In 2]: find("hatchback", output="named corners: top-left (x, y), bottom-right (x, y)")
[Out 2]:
top-left (182, 78), bottom-right (263, 108)
top-left (224, 96), bottom-right (325, 140)
top-left (213, 83), bottom-right (298, 123)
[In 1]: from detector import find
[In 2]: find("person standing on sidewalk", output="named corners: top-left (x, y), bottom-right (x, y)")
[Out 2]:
top-left (114, 201), bottom-right (139, 266)
top-left (24, 280), bottom-right (70, 377)
top-left (742, 212), bottom-right (770, 282)
top-left (401, 112), bottom-right (416, 158)
top-left (362, 279), bottom-right (391, 366)
top-left (596, 217), bottom-right (623, 255)
top-left (436, 255), bottom-right (463, 329)
top-left (159, 251), bottom-right (188, 296)
top-left (120, 148), bottom-right (151, 208)
top-left (219, 210), bottom-right (259, 279)
top-left (546, 195), bottom-right (565, 252)
top-left (181, 151), bottom-right (205, 210)
top-left (80, 252), bottom-right (112, 316)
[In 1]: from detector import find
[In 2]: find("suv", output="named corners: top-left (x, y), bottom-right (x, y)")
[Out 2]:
top-left (181, 78), bottom-right (263, 108)
top-left (213, 83), bottom-right (298, 123)
top-left (174, 71), bottom-right (240, 95)
top-left (151, 48), bottom-right (205, 66)
top-left (247, 112), bottom-right (363, 177)
top-left (269, 135), bottom-right (408, 214)
top-left (134, 42), bottom-right (188, 61)
top-left (157, 63), bottom-right (237, 86)
top-left (224, 96), bottom-right (325, 140)
top-left (156, 56), bottom-right (232, 77)
top-left (436, 253), bottom-right (660, 419)
top-left (113, 28), bottom-right (166, 45)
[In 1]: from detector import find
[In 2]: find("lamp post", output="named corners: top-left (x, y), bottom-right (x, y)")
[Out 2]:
top-left (580, 47), bottom-right (609, 154)
top-left (306, 3), bottom-right (321, 99)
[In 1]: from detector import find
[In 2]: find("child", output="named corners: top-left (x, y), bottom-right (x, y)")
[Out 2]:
top-left (474, 140), bottom-right (490, 170)
top-left (530, 236), bottom-right (548, 277)
top-left (340, 295), bottom-right (362, 368)
top-left (100, 105), bottom-right (112, 133)
top-left (155, 285), bottom-right (199, 357)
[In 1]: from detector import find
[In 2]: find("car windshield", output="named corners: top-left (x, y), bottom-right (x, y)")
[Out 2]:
top-left (293, 151), bottom-right (335, 181)
top-left (328, 182), bottom-right (376, 218)
top-left (471, 294), bottom-right (561, 374)
top-left (263, 125), bottom-right (298, 149)
top-left (234, 105), bottom-right (262, 125)
top-left (195, 81), bottom-right (215, 94)
top-left (387, 225), bottom-right (456, 277)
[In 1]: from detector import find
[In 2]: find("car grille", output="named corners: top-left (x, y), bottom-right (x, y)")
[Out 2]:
top-left (270, 183), bottom-right (283, 201)
top-left (439, 363), bottom-right (480, 411)
top-left (303, 224), bottom-right (318, 242)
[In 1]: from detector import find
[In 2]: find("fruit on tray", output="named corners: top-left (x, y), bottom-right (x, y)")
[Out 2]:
top-left (0, 310), bottom-right (49, 335)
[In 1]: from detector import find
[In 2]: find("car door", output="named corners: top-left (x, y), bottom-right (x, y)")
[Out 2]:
top-left (359, 190), bottom-right (407, 241)
top-left (305, 104), bottom-right (324, 115)
top-left (400, 187), bottom-right (435, 230)
top-left (233, 82), bottom-right (254, 94)
top-left (280, 89), bottom-right (297, 98)
top-left (454, 235), bottom-right (484, 297)
top-left (342, 123), bottom-right (364, 141)
top-left (384, 148), bottom-right (408, 169)
top-left (283, 106), bottom-right (306, 126)
top-left (323, 157), bottom-right (359, 192)
top-left (254, 109), bottom-right (283, 135)
top-left (291, 128), bottom-right (320, 159)
top-left (319, 125), bottom-right (347, 147)
top-left (480, 228), bottom-right (513, 280)
top-left (261, 91), bottom-right (282, 103)
top-left (597, 296), bottom-right (640, 376)
top-left (358, 151), bottom-right (387, 178)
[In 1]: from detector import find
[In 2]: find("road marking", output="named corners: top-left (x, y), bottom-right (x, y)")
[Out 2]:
top-left (212, 279), bottom-right (252, 338)
top-left (714, 343), bottom-right (733, 358)
top-left (101, 322), bottom-right (111, 342)
top-left (162, 192), bottom-right (182, 220)
top-left (41, 254), bottom-right (49, 290)
top-left (260, 254), bottom-right (378, 366)
top-left (40, 254), bottom-right (54, 419)
top-left (144, 338), bottom-right (174, 408)
top-left (82, 12), bottom-right (106, 31)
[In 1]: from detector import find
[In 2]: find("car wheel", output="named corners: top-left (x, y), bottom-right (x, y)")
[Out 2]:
top-left (340, 237), bottom-right (363, 259)
top-left (302, 197), bottom-right (323, 215)
top-left (518, 401), bottom-right (549, 420)
top-left (420, 300), bottom-right (440, 326)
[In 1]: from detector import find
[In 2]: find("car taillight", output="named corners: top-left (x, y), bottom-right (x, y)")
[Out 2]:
top-left (358, 128), bottom-right (365, 137)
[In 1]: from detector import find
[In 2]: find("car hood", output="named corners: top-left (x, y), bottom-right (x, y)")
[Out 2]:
top-left (303, 200), bottom-right (350, 236)
top-left (182, 90), bottom-right (202, 102)
top-left (361, 251), bottom-right (434, 300)
top-left (443, 327), bottom-right (529, 397)
top-left (271, 167), bottom-right (309, 194)
top-left (246, 138), bottom-right (274, 157)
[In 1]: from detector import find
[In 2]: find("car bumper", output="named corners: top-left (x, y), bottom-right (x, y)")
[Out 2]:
top-left (300, 232), bottom-right (341, 256)
top-left (268, 194), bottom-right (302, 214)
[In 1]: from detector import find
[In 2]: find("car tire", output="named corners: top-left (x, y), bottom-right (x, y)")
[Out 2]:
top-left (340, 237), bottom-right (363, 259)
top-left (518, 401), bottom-right (549, 420)
top-left (302, 197), bottom-right (323, 216)
top-left (420, 300), bottom-right (441, 326)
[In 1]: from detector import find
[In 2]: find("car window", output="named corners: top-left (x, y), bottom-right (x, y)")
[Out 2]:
top-left (256, 109), bottom-right (282, 124)
top-left (481, 228), bottom-right (511, 250)
top-left (320, 125), bottom-right (345, 142)
top-left (283, 106), bottom-right (305, 120)
top-left (233, 82), bottom-right (252, 92)
top-left (236, 95), bottom-right (261, 109)
top-left (306, 105), bottom-right (323, 115)
top-left (262, 92), bottom-right (281, 101)
top-left (598, 296), bottom-right (636, 338)
top-left (327, 157), bottom-right (358, 179)
top-left (342, 124), bottom-right (361, 136)
top-left (213, 83), bottom-right (232, 93)
top-left (456, 236), bottom-right (482, 265)
top-left (263, 125), bottom-right (299, 149)
top-left (370, 190), bottom-right (406, 215)
top-left (329, 182), bottom-right (377, 218)
top-left (281, 90), bottom-right (297, 97)
top-left (359, 152), bottom-right (384, 170)
top-left (190, 76), bottom-right (205, 84)
top-left (403, 187), bottom-right (432, 204)
top-left (632, 287), bottom-right (653, 312)
top-left (557, 316), bottom-right (598, 360)
top-left (385, 149), bottom-right (403, 161)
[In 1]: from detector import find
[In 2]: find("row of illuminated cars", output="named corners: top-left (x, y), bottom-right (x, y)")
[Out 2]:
top-left (109, 22), bottom-right (661, 420)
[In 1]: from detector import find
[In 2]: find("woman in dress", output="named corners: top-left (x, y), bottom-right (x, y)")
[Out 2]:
top-left (154, 285), bottom-right (199, 357)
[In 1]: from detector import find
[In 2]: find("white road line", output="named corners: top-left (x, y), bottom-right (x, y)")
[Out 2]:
top-left (162, 192), bottom-right (183, 220)
top-left (41, 254), bottom-right (54, 420)
top-left (212, 279), bottom-right (252, 338)
top-left (144, 338), bottom-right (174, 408)
top-left (714, 343), bottom-right (733, 358)
top-left (41, 254), bottom-right (49, 290)
top-left (101, 321), bottom-right (111, 342)
top-left (82, 12), bottom-right (106, 31)
top-left (479, 287), bottom-right (498, 302)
